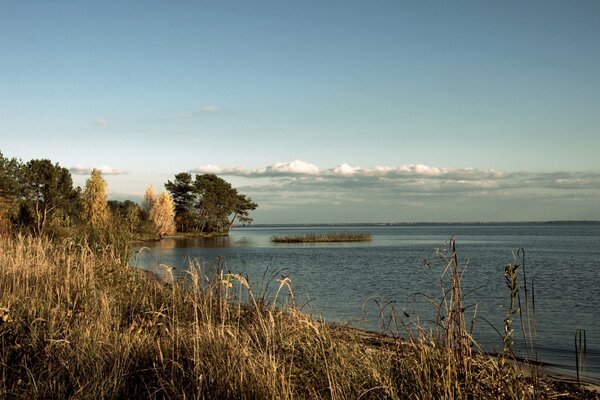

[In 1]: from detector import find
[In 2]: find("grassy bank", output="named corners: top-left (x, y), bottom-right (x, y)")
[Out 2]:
top-left (272, 231), bottom-right (372, 243)
top-left (1, 234), bottom-right (590, 399)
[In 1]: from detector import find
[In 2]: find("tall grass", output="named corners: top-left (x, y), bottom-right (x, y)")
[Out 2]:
top-left (0, 233), bottom-right (535, 399)
top-left (393, 237), bottom-right (529, 399)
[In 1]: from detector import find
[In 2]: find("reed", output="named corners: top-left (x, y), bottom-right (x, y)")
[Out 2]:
top-left (271, 231), bottom-right (372, 243)
top-left (394, 237), bottom-right (525, 399)
top-left (575, 328), bottom-right (587, 386)
top-left (0, 233), bottom-right (550, 399)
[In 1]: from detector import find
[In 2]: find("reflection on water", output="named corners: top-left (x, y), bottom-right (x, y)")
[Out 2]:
top-left (131, 224), bottom-right (600, 381)
top-left (162, 236), bottom-right (236, 248)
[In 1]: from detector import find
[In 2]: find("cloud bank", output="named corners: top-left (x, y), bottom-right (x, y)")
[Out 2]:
top-left (99, 160), bottom-right (599, 223)
top-left (185, 160), bottom-right (600, 222)
top-left (190, 160), bottom-right (600, 193)
top-left (192, 160), bottom-right (503, 179)
top-left (70, 165), bottom-right (129, 175)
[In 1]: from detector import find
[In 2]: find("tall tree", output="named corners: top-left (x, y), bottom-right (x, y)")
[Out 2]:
top-left (228, 193), bottom-right (258, 231)
top-left (19, 159), bottom-right (78, 234)
top-left (0, 151), bottom-right (21, 200)
top-left (165, 173), bottom-right (257, 235)
top-left (0, 151), bottom-right (22, 230)
top-left (165, 172), bottom-right (197, 232)
top-left (142, 185), bottom-right (157, 214)
top-left (194, 174), bottom-right (238, 233)
top-left (81, 169), bottom-right (109, 228)
top-left (149, 192), bottom-right (176, 236)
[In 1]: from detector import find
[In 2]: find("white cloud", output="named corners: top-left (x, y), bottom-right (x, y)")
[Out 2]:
top-left (191, 165), bottom-right (253, 175)
top-left (186, 160), bottom-right (600, 196)
top-left (93, 117), bottom-right (109, 128)
top-left (192, 164), bottom-right (222, 174)
top-left (332, 163), bottom-right (359, 176)
top-left (264, 160), bottom-right (320, 176)
top-left (191, 160), bottom-right (321, 177)
top-left (97, 165), bottom-right (128, 175)
top-left (69, 164), bottom-right (128, 175)
top-left (198, 106), bottom-right (220, 113)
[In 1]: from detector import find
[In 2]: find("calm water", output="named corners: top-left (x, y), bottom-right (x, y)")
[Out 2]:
top-left (131, 223), bottom-right (600, 381)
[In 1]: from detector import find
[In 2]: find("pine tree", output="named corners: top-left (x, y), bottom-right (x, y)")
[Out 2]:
top-left (81, 169), bottom-right (109, 228)
top-left (165, 172), bottom-right (257, 235)
top-left (149, 192), bottom-right (176, 236)
top-left (164, 173), bottom-right (197, 232)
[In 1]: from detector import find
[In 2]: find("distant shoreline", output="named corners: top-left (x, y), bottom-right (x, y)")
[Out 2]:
top-left (235, 220), bottom-right (600, 228)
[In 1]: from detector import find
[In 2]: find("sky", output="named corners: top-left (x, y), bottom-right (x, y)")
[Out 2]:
top-left (1, 1), bottom-right (599, 223)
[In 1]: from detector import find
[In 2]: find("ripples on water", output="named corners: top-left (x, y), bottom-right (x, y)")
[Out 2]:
top-left (131, 223), bottom-right (600, 380)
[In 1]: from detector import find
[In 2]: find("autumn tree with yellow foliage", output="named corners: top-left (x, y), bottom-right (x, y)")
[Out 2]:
top-left (142, 185), bottom-right (157, 214)
top-left (149, 191), bottom-right (176, 236)
top-left (81, 169), bottom-right (109, 228)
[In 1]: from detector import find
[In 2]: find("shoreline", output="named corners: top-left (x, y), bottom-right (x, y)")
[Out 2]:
top-left (232, 220), bottom-right (600, 228)
top-left (327, 322), bottom-right (600, 397)
top-left (134, 265), bottom-right (600, 395)
top-left (129, 225), bottom-right (600, 397)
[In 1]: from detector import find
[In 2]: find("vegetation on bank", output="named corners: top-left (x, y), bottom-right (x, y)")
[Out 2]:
top-left (0, 150), bottom-right (257, 239)
top-left (1, 233), bottom-right (542, 400)
top-left (272, 231), bottom-right (372, 243)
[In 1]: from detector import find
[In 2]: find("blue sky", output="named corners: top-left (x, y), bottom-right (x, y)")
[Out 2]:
top-left (1, 1), bottom-right (599, 223)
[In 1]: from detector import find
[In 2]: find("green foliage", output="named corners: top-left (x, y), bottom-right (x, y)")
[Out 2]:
top-left (1, 152), bottom-right (81, 235)
top-left (194, 173), bottom-right (236, 233)
top-left (18, 159), bottom-right (79, 234)
top-left (166, 173), bottom-right (257, 234)
top-left (0, 151), bottom-right (21, 200)
top-left (0, 151), bottom-right (21, 232)
top-left (233, 193), bottom-right (257, 226)
top-left (0, 151), bottom-right (161, 240)
top-left (108, 200), bottom-right (142, 233)
top-left (164, 173), bottom-right (198, 232)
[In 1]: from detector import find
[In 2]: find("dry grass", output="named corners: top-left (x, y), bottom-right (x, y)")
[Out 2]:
top-left (0, 233), bottom-right (540, 399)
top-left (271, 231), bottom-right (372, 243)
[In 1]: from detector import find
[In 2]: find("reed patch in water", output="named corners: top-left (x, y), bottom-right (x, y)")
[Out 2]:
top-left (271, 231), bottom-right (372, 243)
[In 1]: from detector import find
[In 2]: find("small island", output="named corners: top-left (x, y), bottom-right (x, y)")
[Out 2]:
top-left (271, 231), bottom-right (372, 243)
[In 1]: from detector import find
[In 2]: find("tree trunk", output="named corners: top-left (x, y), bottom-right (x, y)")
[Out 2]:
top-left (227, 212), bottom-right (238, 234)
top-left (34, 200), bottom-right (43, 235)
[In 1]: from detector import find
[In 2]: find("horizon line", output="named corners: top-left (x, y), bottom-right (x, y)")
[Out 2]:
top-left (234, 220), bottom-right (600, 227)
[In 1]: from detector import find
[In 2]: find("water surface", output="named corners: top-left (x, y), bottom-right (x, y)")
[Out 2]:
top-left (131, 223), bottom-right (600, 381)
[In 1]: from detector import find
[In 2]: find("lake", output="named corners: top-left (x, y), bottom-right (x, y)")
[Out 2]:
top-left (131, 223), bottom-right (600, 381)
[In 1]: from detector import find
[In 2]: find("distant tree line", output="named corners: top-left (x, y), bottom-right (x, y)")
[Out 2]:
top-left (0, 150), bottom-right (257, 238)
